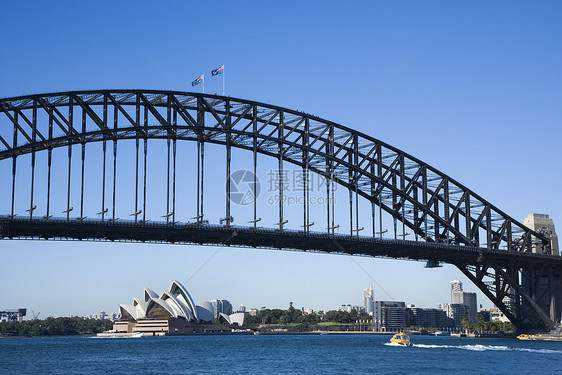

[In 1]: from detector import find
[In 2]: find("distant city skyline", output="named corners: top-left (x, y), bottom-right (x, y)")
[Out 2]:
top-left (1, 1), bottom-right (561, 318)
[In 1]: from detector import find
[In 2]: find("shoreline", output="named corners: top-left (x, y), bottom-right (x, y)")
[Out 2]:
top-left (2, 331), bottom-right (517, 339)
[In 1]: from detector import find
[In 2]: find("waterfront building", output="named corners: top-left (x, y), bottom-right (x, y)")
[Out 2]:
top-left (362, 286), bottom-right (375, 315)
top-left (339, 304), bottom-right (364, 313)
top-left (523, 213), bottom-right (559, 255)
top-left (489, 306), bottom-right (510, 322)
top-left (447, 304), bottom-right (470, 327)
top-left (375, 301), bottom-right (408, 331)
top-left (238, 304), bottom-right (246, 313)
top-left (409, 307), bottom-right (451, 328)
top-left (249, 308), bottom-right (258, 316)
top-left (478, 308), bottom-right (491, 322)
top-left (109, 280), bottom-right (245, 336)
top-left (0, 309), bottom-right (26, 322)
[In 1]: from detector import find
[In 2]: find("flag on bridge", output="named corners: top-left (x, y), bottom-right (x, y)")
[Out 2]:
top-left (192, 74), bottom-right (204, 86)
top-left (211, 65), bottom-right (224, 76)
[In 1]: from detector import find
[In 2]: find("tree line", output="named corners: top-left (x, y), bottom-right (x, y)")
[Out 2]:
top-left (462, 314), bottom-right (515, 334)
top-left (0, 317), bottom-right (113, 337)
top-left (243, 304), bottom-right (373, 331)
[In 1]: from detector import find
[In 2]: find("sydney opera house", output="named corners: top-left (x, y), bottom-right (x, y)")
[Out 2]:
top-left (104, 280), bottom-right (246, 336)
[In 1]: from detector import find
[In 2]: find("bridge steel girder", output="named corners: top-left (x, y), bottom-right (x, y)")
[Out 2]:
top-left (0, 90), bottom-right (559, 330)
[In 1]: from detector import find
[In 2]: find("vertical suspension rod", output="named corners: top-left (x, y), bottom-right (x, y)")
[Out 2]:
top-left (80, 108), bottom-right (86, 219)
top-left (134, 96), bottom-right (140, 223)
top-left (326, 141), bottom-right (330, 235)
top-left (166, 96), bottom-right (171, 224)
top-left (11, 111), bottom-right (18, 218)
top-left (143, 104), bottom-right (148, 223)
top-left (377, 144), bottom-right (383, 239)
top-left (348, 150), bottom-right (353, 236)
top-left (303, 117), bottom-right (309, 233)
top-left (252, 105), bottom-right (257, 228)
top-left (166, 136), bottom-right (171, 224)
top-left (401, 156), bottom-right (406, 238)
top-left (354, 135), bottom-right (359, 238)
top-left (278, 111), bottom-right (284, 231)
top-left (172, 110), bottom-right (177, 225)
top-left (200, 141), bottom-right (205, 222)
top-left (330, 126), bottom-right (335, 234)
top-left (225, 99), bottom-right (231, 228)
top-left (197, 139), bottom-right (201, 222)
top-left (101, 95), bottom-right (107, 221)
top-left (112, 106), bottom-right (117, 221)
top-left (371, 162), bottom-right (376, 238)
top-left (392, 174), bottom-right (397, 239)
top-left (46, 113), bottom-right (53, 219)
top-left (66, 97), bottom-right (74, 221)
top-left (30, 103), bottom-right (37, 219)
top-left (422, 167), bottom-right (428, 240)
top-left (198, 97), bottom-right (205, 222)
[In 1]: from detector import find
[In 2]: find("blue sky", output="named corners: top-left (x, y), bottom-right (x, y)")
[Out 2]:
top-left (0, 1), bottom-right (561, 317)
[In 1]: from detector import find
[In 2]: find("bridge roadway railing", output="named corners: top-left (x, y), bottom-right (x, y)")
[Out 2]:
top-left (1, 216), bottom-right (559, 269)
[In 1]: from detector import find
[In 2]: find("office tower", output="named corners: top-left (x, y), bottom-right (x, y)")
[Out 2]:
top-left (462, 292), bottom-right (477, 321)
top-left (450, 280), bottom-right (463, 304)
top-left (362, 286), bottom-right (375, 315)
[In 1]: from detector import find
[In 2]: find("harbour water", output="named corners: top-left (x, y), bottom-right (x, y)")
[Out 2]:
top-left (1, 334), bottom-right (561, 374)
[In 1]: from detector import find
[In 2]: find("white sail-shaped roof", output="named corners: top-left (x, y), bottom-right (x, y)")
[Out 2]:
top-left (161, 291), bottom-right (193, 321)
top-left (132, 298), bottom-right (148, 319)
top-left (229, 312), bottom-right (245, 326)
top-left (219, 312), bottom-right (232, 324)
top-left (218, 312), bottom-right (245, 326)
top-left (145, 298), bottom-right (177, 319)
top-left (119, 304), bottom-right (139, 321)
top-left (144, 287), bottom-right (158, 302)
top-left (169, 280), bottom-right (198, 322)
top-left (196, 302), bottom-right (215, 323)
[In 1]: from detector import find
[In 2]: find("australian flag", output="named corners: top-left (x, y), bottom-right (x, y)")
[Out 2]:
top-left (211, 65), bottom-right (224, 76)
top-left (192, 74), bottom-right (204, 86)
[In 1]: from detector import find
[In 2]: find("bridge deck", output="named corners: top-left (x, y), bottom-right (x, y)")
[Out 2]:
top-left (1, 217), bottom-right (559, 268)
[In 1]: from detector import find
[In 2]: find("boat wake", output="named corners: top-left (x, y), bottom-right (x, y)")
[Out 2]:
top-left (384, 342), bottom-right (407, 347)
top-left (412, 343), bottom-right (562, 354)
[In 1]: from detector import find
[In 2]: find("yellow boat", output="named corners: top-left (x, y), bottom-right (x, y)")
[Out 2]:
top-left (390, 333), bottom-right (413, 346)
top-left (517, 334), bottom-right (531, 340)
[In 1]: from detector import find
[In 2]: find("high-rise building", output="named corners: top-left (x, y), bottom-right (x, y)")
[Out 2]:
top-left (449, 280), bottom-right (477, 322)
top-left (523, 213), bottom-right (559, 255)
top-left (450, 280), bottom-right (463, 304)
top-left (462, 292), bottom-right (477, 321)
top-left (211, 299), bottom-right (233, 318)
top-left (362, 286), bottom-right (375, 315)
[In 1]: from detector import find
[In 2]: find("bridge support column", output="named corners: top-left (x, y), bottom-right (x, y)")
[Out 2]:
top-left (459, 262), bottom-right (556, 330)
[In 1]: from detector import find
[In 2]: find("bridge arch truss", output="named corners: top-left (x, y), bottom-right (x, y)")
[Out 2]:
top-left (0, 90), bottom-right (559, 330)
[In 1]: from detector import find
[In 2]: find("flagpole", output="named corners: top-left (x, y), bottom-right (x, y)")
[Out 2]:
top-left (223, 66), bottom-right (225, 96)
top-left (203, 75), bottom-right (205, 94)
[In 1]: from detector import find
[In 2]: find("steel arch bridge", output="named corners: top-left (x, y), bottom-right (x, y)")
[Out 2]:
top-left (0, 90), bottom-right (560, 330)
